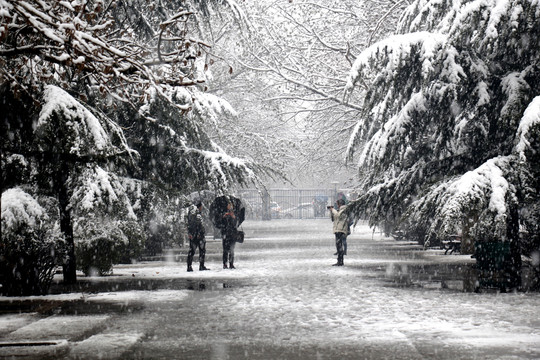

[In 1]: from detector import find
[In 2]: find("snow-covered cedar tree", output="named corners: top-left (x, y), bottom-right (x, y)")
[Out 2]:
top-left (31, 85), bottom-right (137, 281)
top-left (128, 86), bottom-right (259, 191)
top-left (343, 0), bottom-right (540, 265)
top-left (1, 188), bottom-right (62, 296)
top-left (75, 219), bottom-right (145, 276)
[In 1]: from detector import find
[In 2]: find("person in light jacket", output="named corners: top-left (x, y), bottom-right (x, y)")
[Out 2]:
top-left (329, 199), bottom-right (349, 266)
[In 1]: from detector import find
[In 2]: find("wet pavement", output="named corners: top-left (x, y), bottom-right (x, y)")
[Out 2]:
top-left (1, 219), bottom-right (539, 359)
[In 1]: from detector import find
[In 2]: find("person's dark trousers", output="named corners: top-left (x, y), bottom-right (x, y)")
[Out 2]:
top-left (335, 232), bottom-right (346, 265)
top-left (187, 234), bottom-right (206, 267)
top-left (222, 235), bottom-right (236, 266)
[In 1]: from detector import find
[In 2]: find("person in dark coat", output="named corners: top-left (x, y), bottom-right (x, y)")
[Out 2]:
top-left (186, 201), bottom-right (209, 272)
top-left (222, 202), bottom-right (237, 269)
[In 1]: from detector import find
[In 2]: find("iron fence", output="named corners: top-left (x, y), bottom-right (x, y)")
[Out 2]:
top-left (237, 188), bottom-right (357, 220)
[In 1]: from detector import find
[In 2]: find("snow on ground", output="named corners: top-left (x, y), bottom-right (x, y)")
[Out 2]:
top-left (1, 220), bottom-right (539, 359)
top-left (6, 315), bottom-right (110, 341)
top-left (70, 333), bottom-right (144, 360)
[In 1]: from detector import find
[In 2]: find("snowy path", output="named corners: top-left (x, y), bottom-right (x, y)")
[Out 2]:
top-left (122, 220), bottom-right (540, 359)
top-left (1, 220), bottom-right (539, 359)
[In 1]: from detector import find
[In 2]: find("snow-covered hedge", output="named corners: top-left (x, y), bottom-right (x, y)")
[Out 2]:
top-left (1, 188), bottom-right (62, 296)
top-left (75, 219), bottom-right (144, 276)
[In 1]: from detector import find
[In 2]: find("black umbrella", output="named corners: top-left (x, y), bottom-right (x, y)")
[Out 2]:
top-left (209, 195), bottom-right (245, 229)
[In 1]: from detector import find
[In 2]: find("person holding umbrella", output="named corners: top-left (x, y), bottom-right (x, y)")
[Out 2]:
top-left (209, 195), bottom-right (245, 269)
top-left (222, 202), bottom-right (237, 269)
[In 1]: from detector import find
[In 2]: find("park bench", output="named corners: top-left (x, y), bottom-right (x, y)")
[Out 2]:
top-left (392, 230), bottom-right (405, 241)
top-left (442, 235), bottom-right (461, 254)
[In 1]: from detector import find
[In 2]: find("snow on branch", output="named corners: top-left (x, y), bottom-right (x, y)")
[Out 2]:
top-left (448, 0), bottom-right (514, 45)
top-left (39, 85), bottom-right (109, 152)
top-left (193, 92), bottom-right (238, 125)
top-left (352, 92), bottom-right (427, 167)
top-left (37, 85), bottom-right (132, 158)
top-left (401, 0), bottom-right (532, 52)
top-left (413, 156), bottom-right (516, 239)
top-left (516, 96), bottom-right (540, 160)
top-left (71, 166), bottom-right (136, 220)
top-left (1, 0), bottom-right (212, 104)
top-left (343, 31), bottom-right (447, 97)
top-left (186, 144), bottom-right (256, 190)
top-left (1, 188), bottom-right (47, 231)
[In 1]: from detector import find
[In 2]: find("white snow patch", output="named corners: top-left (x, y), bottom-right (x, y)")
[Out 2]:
top-left (0, 313), bottom-right (41, 336)
top-left (84, 290), bottom-right (190, 303)
top-left (70, 333), bottom-right (143, 360)
top-left (7, 315), bottom-right (109, 341)
top-left (0, 290), bottom-right (190, 305)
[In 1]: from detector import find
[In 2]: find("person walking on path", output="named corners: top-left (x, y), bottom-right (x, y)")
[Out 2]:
top-left (329, 199), bottom-right (349, 266)
top-left (186, 201), bottom-right (209, 272)
top-left (222, 202), bottom-right (237, 269)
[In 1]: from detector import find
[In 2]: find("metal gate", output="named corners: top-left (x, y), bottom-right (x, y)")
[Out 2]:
top-left (237, 188), bottom-right (356, 220)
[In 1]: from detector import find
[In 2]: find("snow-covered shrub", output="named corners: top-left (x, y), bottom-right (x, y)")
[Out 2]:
top-left (117, 221), bottom-right (145, 264)
top-left (123, 181), bottom-right (187, 256)
top-left (0, 188), bottom-right (62, 296)
top-left (145, 219), bottom-right (186, 256)
top-left (1, 154), bottom-right (31, 190)
top-left (75, 219), bottom-right (142, 276)
top-left (71, 167), bottom-right (143, 276)
top-left (143, 194), bottom-right (186, 256)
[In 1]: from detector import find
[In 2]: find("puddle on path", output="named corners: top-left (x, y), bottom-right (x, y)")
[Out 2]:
top-left (49, 277), bottom-right (249, 294)
top-left (1, 278), bottom-right (251, 316)
top-left (363, 262), bottom-right (477, 292)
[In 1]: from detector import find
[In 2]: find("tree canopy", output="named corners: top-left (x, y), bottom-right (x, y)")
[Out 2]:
top-left (208, 0), bottom-right (406, 186)
top-left (1, 0), bottom-right (268, 284)
top-left (1, 0), bottom-right (262, 191)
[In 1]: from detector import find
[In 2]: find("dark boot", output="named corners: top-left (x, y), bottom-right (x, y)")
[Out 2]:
top-left (187, 265), bottom-right (193, 272)
top-left (199, 263), bottom-right (210, 271)
top-left (223, 263), bottom-right (228, 269)
top-left (229, 263), bottom-right (236, 269)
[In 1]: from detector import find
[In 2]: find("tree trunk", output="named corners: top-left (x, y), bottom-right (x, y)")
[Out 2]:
top-left (262, 190), bottom-right (271, 220)
top-left (57, 163), bottom-right (77, 284)
top-left (461, 217), bottom-right (475, 255)
top-left (507, 205), bottom-right (522, 290)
